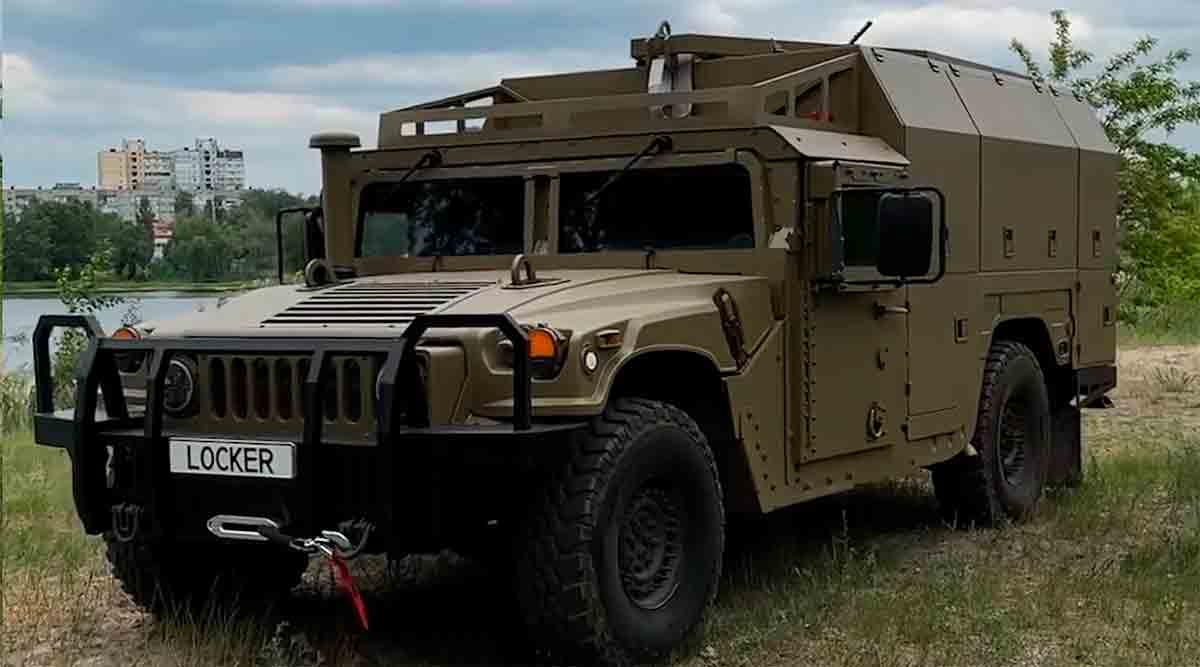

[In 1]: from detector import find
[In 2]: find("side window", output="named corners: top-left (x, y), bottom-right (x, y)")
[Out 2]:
top-left (838, 189), bottom-right (883, 267)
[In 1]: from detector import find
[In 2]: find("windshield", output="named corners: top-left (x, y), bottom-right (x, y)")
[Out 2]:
top-left (357, 177), bottom-right (524, 257)
top-left (559, 164), bottom-right (755, 252)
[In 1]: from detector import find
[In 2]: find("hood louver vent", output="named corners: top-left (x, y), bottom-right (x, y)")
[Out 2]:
top-left (262, 281), bottom-right (493, 328)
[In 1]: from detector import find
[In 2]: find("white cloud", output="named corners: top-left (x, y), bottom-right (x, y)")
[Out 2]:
top-left (263, 49), bottom-right (623, 92)
top-left (4, 52), bottom-right (377, 192)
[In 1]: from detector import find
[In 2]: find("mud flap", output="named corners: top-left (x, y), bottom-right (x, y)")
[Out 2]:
top-left (1048, 404), bottom-right (1082, 487)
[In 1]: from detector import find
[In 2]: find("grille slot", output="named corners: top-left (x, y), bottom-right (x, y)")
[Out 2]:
top-left (198, 355), bottom-right (380, 433)
top-left (262, 281), bottom-right (493, 328)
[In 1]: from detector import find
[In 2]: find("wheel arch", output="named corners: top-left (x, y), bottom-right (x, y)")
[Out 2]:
top-left (607, 349), bottom-right (756, 514)
top-left (989, 316), bottom-right (1073, 407)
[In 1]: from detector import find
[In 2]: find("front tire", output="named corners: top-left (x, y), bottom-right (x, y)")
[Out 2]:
top-left (515, 398), bottom-right (724, 666)
top-left (933, 340), bottom-right (1052, 527)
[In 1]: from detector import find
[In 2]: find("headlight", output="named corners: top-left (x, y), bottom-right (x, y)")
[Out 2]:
top-left (112, 326), bottom-right (146, 374)
top-left (163, 357), bottom-right (198, 417)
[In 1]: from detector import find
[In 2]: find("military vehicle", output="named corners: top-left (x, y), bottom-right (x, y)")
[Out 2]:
top-left (34, 24), bottom-right (1118, 666)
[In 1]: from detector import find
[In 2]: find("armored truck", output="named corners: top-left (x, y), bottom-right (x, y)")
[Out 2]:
top-left (34, 27), bottom-right (1118, 666)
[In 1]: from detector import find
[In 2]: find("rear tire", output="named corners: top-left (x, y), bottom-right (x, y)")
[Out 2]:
top-left (105, 534), bottom-right (308, 616)
top-left (932, 340), bottom-right (1051, 527)
top-left (514, 398), bottom-right (724, 666)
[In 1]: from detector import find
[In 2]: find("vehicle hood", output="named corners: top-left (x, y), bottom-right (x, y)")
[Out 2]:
top-left (141, 268), bottom-right (733, 338)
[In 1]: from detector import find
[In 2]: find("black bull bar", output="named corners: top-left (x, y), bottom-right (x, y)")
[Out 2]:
top-left (32, 313), bottom-right (579, 540)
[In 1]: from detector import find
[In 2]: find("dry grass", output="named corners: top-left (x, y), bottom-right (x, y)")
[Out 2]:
top-left (3, 345), bottom-right (1199, 667)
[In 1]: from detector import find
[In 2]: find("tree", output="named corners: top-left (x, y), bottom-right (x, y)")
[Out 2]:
top-left (164, 215), bottom-right (235, 281)
top-left (1011, 10), bottom-right (1200, 309)
top-left (174, 191), bottom-right (196, 218)
top-left (99, 213), bottom-right (154, 280)
top-left (7, 200), bottom-right (101, 280)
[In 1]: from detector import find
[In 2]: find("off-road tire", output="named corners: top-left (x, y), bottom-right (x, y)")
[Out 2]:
top-left (515, 398), bottom-right (725, 666)
top-left (932, 340), bottom-right (1051, 527)
top-left (104, 534), bottom-right (308, 616)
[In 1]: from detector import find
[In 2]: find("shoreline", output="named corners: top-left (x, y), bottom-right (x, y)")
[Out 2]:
top-left (3, 281), bottom-right (256, 297)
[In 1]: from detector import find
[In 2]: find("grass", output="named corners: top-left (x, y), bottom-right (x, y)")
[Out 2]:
top-left (3, 347), bottom-right (1199, 666)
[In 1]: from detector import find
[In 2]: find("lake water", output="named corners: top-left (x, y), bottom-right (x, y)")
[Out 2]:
top-left (2, 292), bottom-right (234, 372)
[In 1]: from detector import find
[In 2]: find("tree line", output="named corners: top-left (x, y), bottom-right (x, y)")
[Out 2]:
top-left (3, 189), bottom-right (316, 284)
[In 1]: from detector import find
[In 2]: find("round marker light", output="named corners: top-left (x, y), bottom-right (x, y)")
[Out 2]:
top-left (582, 348), bottom-right (600, 374)
top-left (163, 357), bottom-right (198, 417)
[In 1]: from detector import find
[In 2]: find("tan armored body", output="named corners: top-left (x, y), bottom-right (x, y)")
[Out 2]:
top-left (34, 27), bottom-right (1116, 666)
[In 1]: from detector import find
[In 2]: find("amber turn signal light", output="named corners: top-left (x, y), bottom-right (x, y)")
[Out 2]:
top-left (112, 326), bottom-right (141, 341)
top-left (527, 327), bottom-right (561, 360)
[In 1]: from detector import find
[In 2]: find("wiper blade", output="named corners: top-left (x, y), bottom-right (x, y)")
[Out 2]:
top-left (571, 135), bottom-right (672, 250)
top-left (383, 148), bottom-right (444, 208)
top-left (393, 148), bottom-right (443, 184)
top-left (583, 135), bottom-right (672, 210)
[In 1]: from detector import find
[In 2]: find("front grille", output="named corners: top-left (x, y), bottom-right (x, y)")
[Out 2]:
top-left (191, 354), bottom-right (384, 440)
top-left (261, 280), bottom-right (494, 328)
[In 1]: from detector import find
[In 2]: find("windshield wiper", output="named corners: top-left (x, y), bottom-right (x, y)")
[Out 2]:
top-left (572, 135), bottom-right (673, 249)
top-left (383, 148), bottom-right (444, 207)
top-left (583, 135), bottom-right (672, 210)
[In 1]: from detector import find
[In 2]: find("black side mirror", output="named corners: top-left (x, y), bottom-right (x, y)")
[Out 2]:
top-left (275, 206), bottom-right (324, 284)
top-left (876, 193), bottom-right (934, 279)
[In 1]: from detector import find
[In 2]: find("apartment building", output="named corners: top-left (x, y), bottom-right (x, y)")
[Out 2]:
top-left (98, 137), bottom-right (246, 193)
top-left (5, 184), bottom-right (176, 225)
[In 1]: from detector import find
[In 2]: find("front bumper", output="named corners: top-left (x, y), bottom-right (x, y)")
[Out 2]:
top-left (32, 313), bottom-right (584, 547)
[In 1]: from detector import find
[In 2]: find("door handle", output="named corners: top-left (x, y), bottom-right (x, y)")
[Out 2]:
top-left (874, 302), bottom-right (910, 318)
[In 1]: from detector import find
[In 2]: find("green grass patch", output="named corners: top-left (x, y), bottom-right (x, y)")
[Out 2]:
top-left (3, 385), bottom-right (1199, 665)
top-left (1120, 301), bottom-right (1200, 347)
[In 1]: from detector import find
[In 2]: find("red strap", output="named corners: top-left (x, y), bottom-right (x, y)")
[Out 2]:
top-left (328, 552), bottom-right (369, 631)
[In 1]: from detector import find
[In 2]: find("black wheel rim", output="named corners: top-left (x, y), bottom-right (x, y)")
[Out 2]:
top-left (996, 394), bottom-right (1029, 487)
top-left (617, 478), bottom-right (685, 610)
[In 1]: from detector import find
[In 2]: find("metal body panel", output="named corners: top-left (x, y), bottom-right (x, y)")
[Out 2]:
top-left (723, 323), bottom-right (789, 511)
top-left (905, 274), bottom-right (973, 433)
top-left (977, 138), bottom-right (1078, 271)
top-left (1076, 269), bottom-right (1118, 366)
top-left (803, 287), bottom-right (908, 463)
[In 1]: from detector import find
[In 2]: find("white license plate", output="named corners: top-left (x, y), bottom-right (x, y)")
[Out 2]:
top-left (169, 439), bottom-right (295, 479)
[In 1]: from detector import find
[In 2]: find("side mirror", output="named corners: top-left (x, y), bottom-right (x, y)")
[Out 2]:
top-left (275, 206), bottom-right (324, 284)
top-left (876, 193), bottom-right (934, 278)
top-left (819, 187), bottom-right (946, 287)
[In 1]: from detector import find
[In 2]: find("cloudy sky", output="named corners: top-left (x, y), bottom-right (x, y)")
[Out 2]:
top-left (5, 1), bottom-right (1199, 194)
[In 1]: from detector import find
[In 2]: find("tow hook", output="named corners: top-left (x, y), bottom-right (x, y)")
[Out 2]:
top-left (256, 524), bottom-right (373, 631)
top-left (111, 503), bottom-right (144, 543)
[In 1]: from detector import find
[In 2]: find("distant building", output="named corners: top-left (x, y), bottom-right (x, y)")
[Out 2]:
top-left (171, 138), bottom-right (246, 193)
top-left (5, 184), bottom-right (177, 225)
top-left (98, 137), bottom-right (246, 194)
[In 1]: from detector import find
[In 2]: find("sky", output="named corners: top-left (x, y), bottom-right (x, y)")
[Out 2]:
top-left (4, 1), bottom-right (1200, 195)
